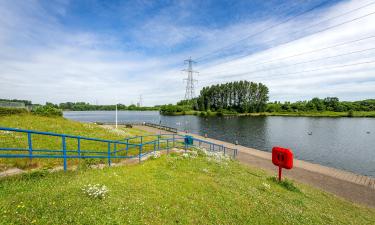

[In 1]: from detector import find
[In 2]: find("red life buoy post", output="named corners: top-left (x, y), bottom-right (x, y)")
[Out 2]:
top-left (272, 146), bottom-right (293, 181)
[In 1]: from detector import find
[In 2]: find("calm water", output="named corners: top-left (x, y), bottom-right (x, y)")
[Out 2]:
top-left (64, 111), bottom-right (375, 177)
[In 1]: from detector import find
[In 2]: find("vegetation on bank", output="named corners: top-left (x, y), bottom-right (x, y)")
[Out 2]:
top-left (0, 98), bottom-right (160, 112)
top-left (1, 155), bottom-right (374, 224)
top-left (0, 105), bottom-right (63, 117)
top-left (58, 102), bottom-right (159, 111)
top-left (196, 81), bottom-right (269, 112)
top-left (159, 80), bottom-right (375, 117)
top-left (162, 110), bottom-right (375, 117)
top-left (0, 114), bottom-right (151, 171)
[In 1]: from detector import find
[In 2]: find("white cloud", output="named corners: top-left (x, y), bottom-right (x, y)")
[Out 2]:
top-left (0, 0), bottom-right (374, 106)
top-left (197, 0), bottom-right (375, 101)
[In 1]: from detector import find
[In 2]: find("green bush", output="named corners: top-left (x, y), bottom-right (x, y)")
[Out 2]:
top-left (199, 111), bottom-right (206, 117)
top-left (0, 107), bottom-right (28, 116)
top-left (347, 110), bottom-right (354, 117)
top-left (216, 109), bottom-right (224, 117)
top-left (32, 105), bottom-right (62, 117)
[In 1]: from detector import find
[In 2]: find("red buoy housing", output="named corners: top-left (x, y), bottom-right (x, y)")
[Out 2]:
top-left (272, 146), bottom-right (294, 181)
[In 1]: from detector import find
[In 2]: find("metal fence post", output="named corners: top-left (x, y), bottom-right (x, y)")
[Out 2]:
top-left (62, 136), bottom-right (67, 171)
top-left (167, 140), bottom-right (169, 154)
top-left (107, 142), bottom-right (111, 166)
top-left (139, 144), bottom-right (142, 163)
top-left (126, 139), bottom-right (129, 156)
top-left (77, 137), bottom-right (81, 157)
top-left (223, 145), bottom-right (226, 156)
top-left (157, 135), bottom-right (160, 151)
top-left (172, 134), bottom-right (175, 148)
top-left (27, 132), bottom-right (32, 160)
top-left (153, 141), bottom-right (156, 154)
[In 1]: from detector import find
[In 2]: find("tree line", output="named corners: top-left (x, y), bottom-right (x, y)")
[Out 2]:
top-left (266, 97), bottom-right (375, 113)
top-left (196, 81), bottom-right (269, 113)
top-left (58, 102), bottom-right (159, 111)
top-left (160, 81), bottom-right (375, 115)
top-left (0, 99), bottom-right (159, 111)
top-left (160, 80), bottom-right (269, 114)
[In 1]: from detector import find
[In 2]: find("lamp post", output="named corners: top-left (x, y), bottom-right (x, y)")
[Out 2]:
top-left (115, 103), bottom-right (118, 129)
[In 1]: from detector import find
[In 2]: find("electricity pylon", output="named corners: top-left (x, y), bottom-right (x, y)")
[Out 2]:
top-left (183, 57), bottom-right (198, 100)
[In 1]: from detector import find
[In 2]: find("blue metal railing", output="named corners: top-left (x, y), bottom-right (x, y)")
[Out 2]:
top-left (0, 127), bottom-right (238, 171)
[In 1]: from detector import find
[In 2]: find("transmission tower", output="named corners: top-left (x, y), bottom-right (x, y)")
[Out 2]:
top-left (183, 57), bottom-right (198, 100)
top-left (138, 94), bottom-right (143, 107)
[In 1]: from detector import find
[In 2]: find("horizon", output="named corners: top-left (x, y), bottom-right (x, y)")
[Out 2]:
top-left (1, 0), bottom-right (375, 105)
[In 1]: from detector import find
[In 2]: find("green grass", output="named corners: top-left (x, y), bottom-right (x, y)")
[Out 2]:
top-left (0, 155), bottom-right (374, 224)
top-left (0, 114), bottom-right (159, 171)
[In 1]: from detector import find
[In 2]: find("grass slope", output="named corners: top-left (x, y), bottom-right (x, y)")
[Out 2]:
top-left (1, 155), bottom-right (374, 224)
top-left (0, 114), bottom-right (152, 171)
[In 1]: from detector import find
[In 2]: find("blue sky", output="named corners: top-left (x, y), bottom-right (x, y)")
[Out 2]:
top-left (1, 0), bottom-right (374, 105)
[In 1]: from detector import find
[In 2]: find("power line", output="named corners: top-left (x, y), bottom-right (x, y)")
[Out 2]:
top-left (198, 9), bottom-right (375, 70)
top-left (195, 0), bottom-right (333, 61)
top-left (217, 59), bottom-right (375, 80)
top-left (203, 46), bottom-right (375, 76)
top-left (224, 34), bottom-right (375, 70)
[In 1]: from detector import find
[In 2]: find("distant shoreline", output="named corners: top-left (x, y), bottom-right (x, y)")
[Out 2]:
top-left (161, 110), bottom-right (375, 118)
top-left (62, 109), bottom-right (158, 112)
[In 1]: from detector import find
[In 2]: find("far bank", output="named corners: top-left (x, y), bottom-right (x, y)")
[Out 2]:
top-left (161, 110), bottom-right (375, 118)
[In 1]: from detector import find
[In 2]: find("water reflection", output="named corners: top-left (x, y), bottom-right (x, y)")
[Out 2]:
top-left (64, 111), bottom-right (375, 177)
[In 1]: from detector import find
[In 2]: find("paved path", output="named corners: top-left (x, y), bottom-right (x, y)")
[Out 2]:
top-left (135, 125), bottom-right (375, 208)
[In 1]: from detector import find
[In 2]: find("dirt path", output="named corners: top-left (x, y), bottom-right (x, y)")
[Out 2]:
top-left (135, 125), bottom-right (375, 208)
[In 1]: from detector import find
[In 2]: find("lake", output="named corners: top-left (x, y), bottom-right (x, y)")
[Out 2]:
top-left (64, 111), bottom-right (375, 177)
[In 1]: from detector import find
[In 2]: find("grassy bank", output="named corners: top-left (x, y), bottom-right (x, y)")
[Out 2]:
top-left (0, 114), bottom-right (152, 171)
top-left (163, 110), bottom-right (375, 117)
top-left (1, 154), bottom-right (374, 224)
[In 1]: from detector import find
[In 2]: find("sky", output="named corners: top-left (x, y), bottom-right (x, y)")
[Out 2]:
top-left (0, 0), bottom-right (374, 105)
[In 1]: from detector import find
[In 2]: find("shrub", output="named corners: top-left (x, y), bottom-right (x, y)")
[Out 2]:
top-left (347, 110), bottom-right (354, 117)
top-left (32, 105), bottom-right (62, 117)
top-left (0, 107), bottom-right (28, 116)
top-left (216, 109), bottom-right (224, 117)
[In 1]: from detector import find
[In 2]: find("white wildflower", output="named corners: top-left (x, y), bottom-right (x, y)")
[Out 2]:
top-left (262, 182), bottom-right (271, 190)
top-left (82, 184), bottom-right (109, 199)
top-left (150, 151), bottom-right (161, 159)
